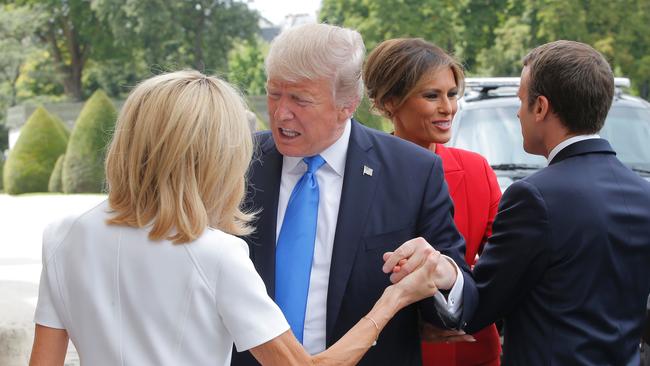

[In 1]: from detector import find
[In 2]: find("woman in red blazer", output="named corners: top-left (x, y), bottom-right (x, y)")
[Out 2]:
top-left (364, 38), bottom-right (502, 366)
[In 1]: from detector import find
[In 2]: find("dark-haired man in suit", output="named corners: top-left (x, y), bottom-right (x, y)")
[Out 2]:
top-left (390, 40), bottom-right (650, 365)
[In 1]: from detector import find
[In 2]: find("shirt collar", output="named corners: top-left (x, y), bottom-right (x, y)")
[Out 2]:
top-left (547, 134), bottom-right (600, 163)
top-left (283, 119), bottom-right (351, 176)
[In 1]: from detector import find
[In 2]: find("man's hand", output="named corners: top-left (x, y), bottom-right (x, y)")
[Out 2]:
top-left (382, 237), bottom-right (458, 290)
top-left (420, 322), bottom-right (476, 343)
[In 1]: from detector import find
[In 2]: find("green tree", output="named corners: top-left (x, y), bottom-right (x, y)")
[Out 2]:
top-left (475, 16), bottom-right (532, 76)
top-left (62, 90), bottom-right (116, 193)
top-left (13, 0), bottom-right (122, 101)
top-left (320, 0), bottom-right (461, 51)
top-left (228, 38), bottom-right (268, 95)
top-left (2, 106), bottom-right (68, 194)
top-left (94, 0), bottom-right (259, 74)
top-left (0, 4), bottom-right (41, 106)
top-left (455, 0), bottom-right (508, 72)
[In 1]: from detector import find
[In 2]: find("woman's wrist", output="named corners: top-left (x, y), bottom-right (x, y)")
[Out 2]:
top-left (369, 285), bottom-right (406, 325)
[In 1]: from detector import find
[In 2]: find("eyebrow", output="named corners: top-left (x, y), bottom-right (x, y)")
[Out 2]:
top-left (421, 87), bottom-right (458, 93)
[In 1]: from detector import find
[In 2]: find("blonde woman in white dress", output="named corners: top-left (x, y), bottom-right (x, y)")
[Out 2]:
top-left (29, 70), bottom-right (441, 366)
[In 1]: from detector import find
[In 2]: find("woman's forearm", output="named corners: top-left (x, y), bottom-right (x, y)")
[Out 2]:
top-left (250, 286), bottom-right (407, 366)
top-left (310, 285), bottom-right (406, 365)
top-left (29, 324), bottom-right (69, 366)
top-left (251, 252), bottom-right (439, 365)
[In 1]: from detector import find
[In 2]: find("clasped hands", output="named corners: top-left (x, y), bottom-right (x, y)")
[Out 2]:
top-left (382, 237), bottom-right (476, 343)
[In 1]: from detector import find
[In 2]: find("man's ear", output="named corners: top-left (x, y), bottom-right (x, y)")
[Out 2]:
top-left (338, 97), bottom-right (361, 122)
top-left (535, 95), bottom-right (550, 121)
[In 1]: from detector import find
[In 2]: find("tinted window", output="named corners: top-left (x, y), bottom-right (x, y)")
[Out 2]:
top-left (450, 105), bottom-right (546, 167)
top-left (451, 103), bottom-right (650, 171)
top-left (599, 106), bottom-right (650, 169)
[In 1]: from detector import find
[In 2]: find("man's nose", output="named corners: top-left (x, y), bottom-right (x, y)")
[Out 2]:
top-left (273, 97), bottom-right (294, 121)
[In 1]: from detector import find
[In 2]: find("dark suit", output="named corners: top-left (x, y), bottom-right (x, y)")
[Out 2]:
top-left (467, 139), bottom-right (650, 365)
top-left (232, 120), bottom-right (478, 366)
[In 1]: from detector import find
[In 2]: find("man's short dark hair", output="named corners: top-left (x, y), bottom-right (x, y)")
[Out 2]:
top-left (523, 40), bottom-right (615, 134)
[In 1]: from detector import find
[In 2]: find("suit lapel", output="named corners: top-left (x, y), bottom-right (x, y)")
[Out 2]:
top-left (326, 121), bottom-right (380, 342)
top-left (249, 135), bottom-right (283, 297)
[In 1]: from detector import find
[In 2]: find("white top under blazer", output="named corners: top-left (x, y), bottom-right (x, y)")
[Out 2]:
top-left (35, 201), bottom-right (289, 365)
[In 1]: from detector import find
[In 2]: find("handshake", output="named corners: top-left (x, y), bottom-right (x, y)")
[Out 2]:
top-left (382, 237), bottom-right (476, 343)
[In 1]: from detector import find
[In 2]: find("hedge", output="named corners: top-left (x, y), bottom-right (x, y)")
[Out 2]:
top-left (48, 154), bottom-right (65, 193)
top-left (62, 90), bottom-right (117, 193)
top-left (2, 107), bottom-right (69, 194)
top-left (0, 158), bottom-right (4, 192)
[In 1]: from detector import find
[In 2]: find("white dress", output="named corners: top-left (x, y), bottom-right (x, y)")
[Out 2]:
top-left (35, 201), bottom-right (289, 365)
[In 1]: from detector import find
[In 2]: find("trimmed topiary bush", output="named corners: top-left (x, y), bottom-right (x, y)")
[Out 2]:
top-left (2, 107), bottom-right (69, 195)
top-left (62, 90), bottom-right (117, 193)
top-left (48, 154), bottom-right (65, 193)
top-left (52, 114), bottom-right (70, 141)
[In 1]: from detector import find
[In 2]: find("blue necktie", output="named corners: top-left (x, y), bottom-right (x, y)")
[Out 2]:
top-left (275, 155), bottom-right (325, 343)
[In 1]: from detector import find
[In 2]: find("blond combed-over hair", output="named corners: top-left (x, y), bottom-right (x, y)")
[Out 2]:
top-left (265, 23), bottom-right (365, 108)
top-left (105, 70), bottom-right (255, 244)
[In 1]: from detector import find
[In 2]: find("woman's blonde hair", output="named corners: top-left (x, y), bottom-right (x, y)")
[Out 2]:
top-left (105, 70), bottom-right (255, 244)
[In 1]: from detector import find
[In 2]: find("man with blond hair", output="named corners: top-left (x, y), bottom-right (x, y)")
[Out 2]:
top-left (231, 23), bottom-right (478, 366)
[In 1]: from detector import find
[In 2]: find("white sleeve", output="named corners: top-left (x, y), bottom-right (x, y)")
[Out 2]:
top-left (34, 226), bottom-right (65, 329)
top-left (215, 240), bottom-right (290, 352)
top-left (432, 255), bottom-right (464, 322)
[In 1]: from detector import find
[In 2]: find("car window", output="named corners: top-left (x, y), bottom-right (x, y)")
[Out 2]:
top-left (450, 105), bottom-right (546, 167)
top-left (451, 103), bottom-right (650, 172)
top-left (599, 106), bottom-right (650, 169)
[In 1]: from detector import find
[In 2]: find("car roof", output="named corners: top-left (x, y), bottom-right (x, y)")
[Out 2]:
top-left (460, 90), bottom-right (650, 111)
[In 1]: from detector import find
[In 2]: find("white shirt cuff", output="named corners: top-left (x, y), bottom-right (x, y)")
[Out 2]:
top-left (432, 255), bottom-right (464, 321)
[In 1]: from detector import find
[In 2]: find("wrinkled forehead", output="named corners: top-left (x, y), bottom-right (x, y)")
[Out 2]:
top-left (266, 76), bottom-right (336, 97)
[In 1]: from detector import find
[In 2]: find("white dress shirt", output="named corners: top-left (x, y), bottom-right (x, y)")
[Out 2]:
top-left (276, 119), bottom-right (464, 353)
top-left (547, 134), bottom-right (600, 163)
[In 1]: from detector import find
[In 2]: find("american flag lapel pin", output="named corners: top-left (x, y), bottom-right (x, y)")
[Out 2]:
top-left (363, 165), bottom-right (373, 177)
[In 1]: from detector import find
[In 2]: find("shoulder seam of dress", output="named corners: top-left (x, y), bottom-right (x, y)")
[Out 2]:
top-left (182, 244), bottom-right (217, 300)
top-left (44, 200), bottom-right (107, 265)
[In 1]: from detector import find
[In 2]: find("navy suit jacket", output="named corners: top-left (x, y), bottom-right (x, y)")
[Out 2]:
top-left (467, 139), bottom-right (650, 365)
top-left (231, 120), bottom-right (478, 366)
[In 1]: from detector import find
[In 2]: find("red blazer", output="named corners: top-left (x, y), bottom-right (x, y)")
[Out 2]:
top-left (422, 144), bottom-right (502, 366)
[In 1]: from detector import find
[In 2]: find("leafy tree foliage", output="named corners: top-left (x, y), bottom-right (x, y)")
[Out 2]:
top-left (13, 0), bottom-right (120, 101)
top-left (475, 16), bottom-right (532, 76)
top-left (228, 37), bottom-right (268, 96)
top-left (320, 0), bottom-right (461, 51)
top-left (0, 4), bottom-right (41, 106)
top-left (93, 0), bottom-right (259, 74)
top-left (62, 90), bottom-right (116, 193)
top-left (321, 0), bottom-right (650, 99)
top-left (2, 106), bottom-right (68, 194)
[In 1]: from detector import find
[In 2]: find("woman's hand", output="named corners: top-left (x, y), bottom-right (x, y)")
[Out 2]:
top-left (382, 237), bottom-right (458, 291)
top-left (387, 248), bottom-right (441, 306)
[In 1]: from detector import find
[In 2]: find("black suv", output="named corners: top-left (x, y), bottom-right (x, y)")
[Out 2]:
top-left (448, 77), bottom-right (650, 191)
